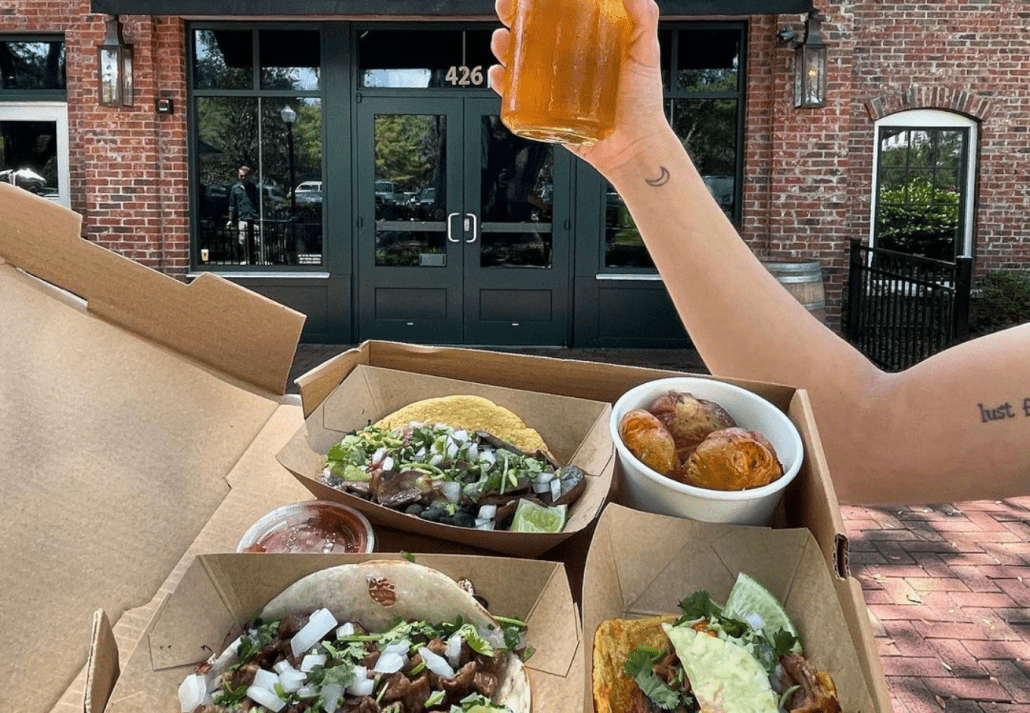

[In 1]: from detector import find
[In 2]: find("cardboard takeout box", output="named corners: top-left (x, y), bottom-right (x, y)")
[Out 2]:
top-left (583, 504), bottom-right (878, 712)
top-left (276, 364), bottom-right (615, 557)
top-left (0, 183), bottom-right (890, 713)
top-left (101, 553), bottom-right (582, 713)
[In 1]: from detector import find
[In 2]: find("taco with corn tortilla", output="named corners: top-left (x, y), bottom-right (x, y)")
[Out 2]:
top-left (322, 395), bottom-right (587, 531)
top-left (178, 560), bottom-right (532, 713)
top-left (592, 575), bottom-right (841, 713)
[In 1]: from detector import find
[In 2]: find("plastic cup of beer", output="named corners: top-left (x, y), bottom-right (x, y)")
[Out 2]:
top-left (500, 0), bottom-right (630, 145)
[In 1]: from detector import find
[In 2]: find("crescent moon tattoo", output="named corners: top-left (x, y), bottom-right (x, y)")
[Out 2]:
top-left (645, 166), bottom-right (671, 187)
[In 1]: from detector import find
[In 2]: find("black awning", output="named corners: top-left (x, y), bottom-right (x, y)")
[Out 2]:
top-left (90, 0), bottom-right (812, 16)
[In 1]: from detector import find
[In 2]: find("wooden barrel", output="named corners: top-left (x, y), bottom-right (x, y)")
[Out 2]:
top-left (762, 260), bottom-right (827, 324)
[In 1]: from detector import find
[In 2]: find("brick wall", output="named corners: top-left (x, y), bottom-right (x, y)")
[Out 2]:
top-left (743, 1), bottom-right (1030, 328)
top-left (1, 2), bottom-right (190, 278)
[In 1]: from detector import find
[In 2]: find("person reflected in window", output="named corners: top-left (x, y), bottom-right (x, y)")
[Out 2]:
top-left (227, 165), bottom-right (259, 265)
top-left (491, 0), bottom-right (1030, 507)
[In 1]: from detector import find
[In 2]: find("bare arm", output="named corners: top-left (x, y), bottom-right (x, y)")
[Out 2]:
top-left (492, 0), bottom-right (1030, 505)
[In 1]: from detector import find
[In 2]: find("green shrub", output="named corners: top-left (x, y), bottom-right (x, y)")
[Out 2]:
top-left (969, 270), bottom-right (1030, 335)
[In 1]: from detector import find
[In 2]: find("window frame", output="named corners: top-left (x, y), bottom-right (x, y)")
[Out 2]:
top-left (0, 34), bottom-right (66, 100)
top-left (870, 109), bottom-right (978, 260)
top-left (187, 22), bottom-right (326, 272)
top-left (599, 20), bottom-right (747, 275)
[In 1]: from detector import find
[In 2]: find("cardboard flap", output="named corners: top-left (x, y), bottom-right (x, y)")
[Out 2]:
top-left (85, 611), bottom-right (120, 713)
top-left (0, 241), bottom-right (288, 713)
top-left (0, 183), bottom-right (304, 394)
top-left (582, 505), bottom-right (877, 713)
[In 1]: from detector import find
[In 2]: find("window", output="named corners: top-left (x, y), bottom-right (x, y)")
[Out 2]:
top-left (0, 37), bottom-right (65, 93)
top-left (358, 28), bottom-right (494, 90)
top-left (190, 26), bottom-right (323, 268)
top-left (872, 110), bottom-right (977, 261)
top-left (604, 24), bottom-right (745, 270)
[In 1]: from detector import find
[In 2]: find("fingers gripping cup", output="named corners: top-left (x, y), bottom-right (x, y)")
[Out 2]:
top-left (500, 0), bottom-right (631, 145)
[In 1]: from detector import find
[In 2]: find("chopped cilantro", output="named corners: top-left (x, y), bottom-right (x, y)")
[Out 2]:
top-left (678, 590), bottom-right (721, 622)
top-left (623, 646), bottom-right (683, 711)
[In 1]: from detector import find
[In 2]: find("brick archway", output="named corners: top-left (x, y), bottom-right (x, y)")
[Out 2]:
top-left (864, 85), bottom-right (993, 122)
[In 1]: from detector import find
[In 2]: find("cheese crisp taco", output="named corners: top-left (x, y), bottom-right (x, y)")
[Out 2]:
top-left (322, 395), bottom-right (587, 533)
top-left (178, 560), bottom-right (531, 713)
top-left (592, 574), bottom-right (841, 713)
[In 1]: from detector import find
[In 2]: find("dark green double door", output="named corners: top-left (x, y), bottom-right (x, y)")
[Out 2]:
top-left (357, 96), bottom-right (571, 345)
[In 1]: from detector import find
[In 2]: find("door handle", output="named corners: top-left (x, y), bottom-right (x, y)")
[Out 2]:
top-left (446, 212), bottom-right (460, 243)
top-left (465, 213), bottom-right (478, 243)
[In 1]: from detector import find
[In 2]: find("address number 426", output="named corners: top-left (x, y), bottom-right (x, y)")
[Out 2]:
top-left (446, 65), bottom-right (485, 87)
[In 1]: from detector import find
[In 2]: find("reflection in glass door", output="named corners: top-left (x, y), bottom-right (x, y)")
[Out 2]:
top-left (0, 103), bottom-right (70, 208)
top-left (357, 96), bottom-right (570, 345)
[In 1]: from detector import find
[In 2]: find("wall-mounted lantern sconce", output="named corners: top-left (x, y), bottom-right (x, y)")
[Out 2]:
top-left (793, 11), bottom-right (828, 108)
top-left (98, 15), bottom-right (133, 108)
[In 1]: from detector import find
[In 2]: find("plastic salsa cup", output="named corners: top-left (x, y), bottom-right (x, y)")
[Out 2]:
top-left (237, 500), bottom-right (375, 554)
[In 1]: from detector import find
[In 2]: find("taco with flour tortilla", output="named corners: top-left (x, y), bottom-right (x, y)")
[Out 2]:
top-left (178, 560), bottom-right (532, 713)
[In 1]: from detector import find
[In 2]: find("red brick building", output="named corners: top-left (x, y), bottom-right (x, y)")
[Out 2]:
top-left (1, 1), bottom-right (1025, 344)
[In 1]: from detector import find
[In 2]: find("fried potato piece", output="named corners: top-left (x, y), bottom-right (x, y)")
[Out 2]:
top-left (683, 427), bottom-right (783, 491)
top-left (592, 616), bottom-right (678, 713)
top-left (649, 391), bottom-right (736, 462)
top-left (374, 395), bottom-right (549, 454)
top-left (619, 409), bottom-right (678, 475)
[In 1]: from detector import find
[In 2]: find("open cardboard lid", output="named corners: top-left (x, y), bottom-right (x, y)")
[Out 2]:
top-left (0, 184), bottom-right (305, 713)
top-left (101, 553), bottom-right (584, 713)
top-left (277, 364), bottom-right (615, 557)
top-left (582, 504), bottom-right (880, 712)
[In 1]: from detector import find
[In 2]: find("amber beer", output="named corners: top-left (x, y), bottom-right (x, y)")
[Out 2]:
top-left (500, 0), bottom-right (630, 145)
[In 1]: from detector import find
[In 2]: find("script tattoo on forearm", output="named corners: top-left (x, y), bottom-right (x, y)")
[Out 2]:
top-left (645, 166), bottom-right (671, 187)
top-left (978, 398), bottom-right (1030, 423)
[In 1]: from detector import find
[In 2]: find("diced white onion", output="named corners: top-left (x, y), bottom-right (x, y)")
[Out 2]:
top-left (745, 612), bottom-right (766, 631)
top-left (374, 650), bottom-right (406, 674)
top-left (531, 481), bottom-right (551, 494)
top-left (297, 685), bottom-right (320, 699)
top-left (322, 683), bottom-right (344, 713)
top-left (446, 440), bottom-right (459, 459)
top-left (382, 456), bottom-right (395, 472)
top-left (301, 653), bottom-right (327, 672)
top-left (279, 668), bottom-right (307, 693)
top-left (247, 684), bottom-right (286, 712)
top-left (252, 668), bottom-right (280, 691)
top-left (480, 450), bottom-right (496, 466)
top-left (535, 471), bottom-right (554, 484)
top-left (384, 640), bottom-right (411, 656)
top-left (273, 660), bottom-right (294, 674)
top-left (372, 446), bottom-right (387, 465)
top-left (415, 447), bottom-right (427, 457)
top-left (550, 478), bottom-right (562, 501)
top-left (178, 673), bottom-right (207, 713)
top-left (418, 646), bottom-right (455, 679)
top-left (445, 633), bottom-right (463, 668)
top-left (453, 429), bottom-right (469, 443)
top-left (291, 608), bottom-right (339, 658)
top-left (475, 519), bottom-right (495, 530)
top-left (347, 666), bottom-right (375, 696)
top-left (477, 504), bottom-right (497, 521)
top-left (336, 622), bottom-right (355, 638)
top-left (439, 480), bottom-right (461, 503)
top-left (466, 442), bottom-right (478, 460)
top-left (430, 453), bottom-right (444, 466)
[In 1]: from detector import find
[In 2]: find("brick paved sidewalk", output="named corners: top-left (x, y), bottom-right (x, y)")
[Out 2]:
top-left (290, 344), bottom-right (1030, 712)
top-left (844, 500), bottom-right (1030, 713)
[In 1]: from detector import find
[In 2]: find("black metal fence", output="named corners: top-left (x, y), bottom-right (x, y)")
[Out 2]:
top-left (845, 239), bottom-right (972, 371)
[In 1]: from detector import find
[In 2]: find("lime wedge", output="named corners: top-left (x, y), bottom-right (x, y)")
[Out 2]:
top-left (722, 573), bottom-right (802, 652)
top-left (510, 500), bottom-right (567, 533)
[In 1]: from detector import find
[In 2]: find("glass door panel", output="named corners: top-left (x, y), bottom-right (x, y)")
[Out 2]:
top-left (462, 98), bottom-right (570, 345)
top-left (357, 97), bottom-right (465, 343)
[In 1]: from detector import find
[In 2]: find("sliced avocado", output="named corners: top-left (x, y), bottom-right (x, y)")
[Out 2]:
top-left (662, 623), bottom-right (778, 713)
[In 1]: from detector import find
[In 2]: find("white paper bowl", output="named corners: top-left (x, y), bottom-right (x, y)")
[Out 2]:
top-left (609, 377), bottom-right (804, 525)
